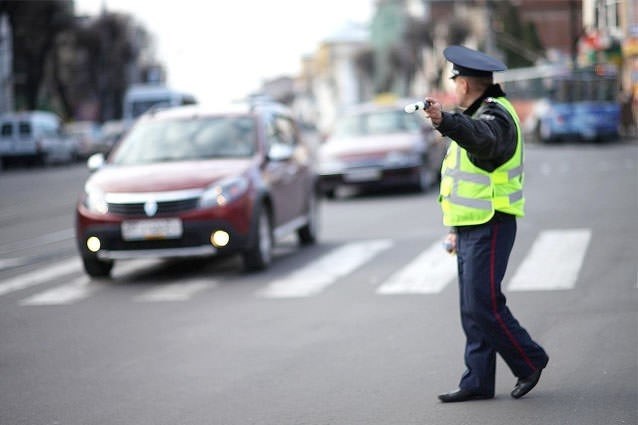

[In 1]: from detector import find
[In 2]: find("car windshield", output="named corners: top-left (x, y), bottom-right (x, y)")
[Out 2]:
top-left (333, 109), bottom-right (422, 138)
top-left (111, 116), bottom-right (256, 165)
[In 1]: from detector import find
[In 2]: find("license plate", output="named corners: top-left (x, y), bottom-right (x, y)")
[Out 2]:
top-left (121, 218), bottom-right (183, 241)
top-left (344, 168), bottom-right (381, 182)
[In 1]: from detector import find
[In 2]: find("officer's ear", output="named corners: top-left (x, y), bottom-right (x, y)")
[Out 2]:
top-left (457, 77), bottom-right (469, 95)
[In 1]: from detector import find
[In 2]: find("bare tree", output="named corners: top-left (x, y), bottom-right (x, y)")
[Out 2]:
top-left (0, 0), bottom-right (74, 111)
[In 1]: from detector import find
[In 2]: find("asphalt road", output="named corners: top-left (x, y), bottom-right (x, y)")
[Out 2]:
top-left (0, 141), bottom-right (636, 425)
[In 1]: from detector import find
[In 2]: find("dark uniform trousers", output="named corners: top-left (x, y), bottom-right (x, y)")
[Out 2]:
top-left (456, 212), bottom-right (549, 395)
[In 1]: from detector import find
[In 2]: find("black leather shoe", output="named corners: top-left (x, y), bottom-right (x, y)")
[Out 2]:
top-left (511, 369), bottom-right (543, 399)
top-left (438, 388), bottom-right (494, 403)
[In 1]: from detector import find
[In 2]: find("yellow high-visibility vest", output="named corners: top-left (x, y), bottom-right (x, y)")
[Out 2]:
top-left (439, 97), bottom-right (525, 226)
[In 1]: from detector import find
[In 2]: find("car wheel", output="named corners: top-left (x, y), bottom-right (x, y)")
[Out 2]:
top-left (415, 165), bottom-right (432, 192)
top-left (297, 192), bottom-right (319, 245)
top-left (323, 188), bottom-right (336, 199)
top-left (82, 256), bottom-right (113, 278)
top-left (242, 205), bottom-right (273, 271)
top-left (36, 152), bottom-right (50, 166)
top-left (535, 121), bottom-right (552, 144)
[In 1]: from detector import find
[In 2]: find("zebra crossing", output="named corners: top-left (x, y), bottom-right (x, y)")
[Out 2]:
top-left (0, 228), bottom-right (596, 306)
top-left (508, 229), bottom-right (591, 291)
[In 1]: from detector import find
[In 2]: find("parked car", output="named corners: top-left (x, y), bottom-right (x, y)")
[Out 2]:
top-left (97, 119), bottom-right (128, 155)
top-left (64, 121), bottom-right (105, 158)
top-left (530, 97), bottom-right (620, 143)
top-left (75, 101), bottom-right (319, 277)
top-left (0, 111), bottom-right (78, 167)
top-left (317, 98), bottom-right (445, 198)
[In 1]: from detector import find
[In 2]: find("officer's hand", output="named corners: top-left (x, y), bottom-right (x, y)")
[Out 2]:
top-left (443, 232), bottom-right (457, 255)
top-left (423, 97), bottom-right (442, 127)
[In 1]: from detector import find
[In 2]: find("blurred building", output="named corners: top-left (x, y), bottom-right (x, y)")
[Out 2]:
top-left (261, 76), bottom-right (295, 105)
top-left (309, 21), bottom-right (371, 133)
top-left (580, 0), bottom-right (637, 94)
top-left (291, 55), bottom-right (319, 128)
top-left (515, 0), bottom-right (582, 61)
top-left (282, 0), bottom-right (637, 133)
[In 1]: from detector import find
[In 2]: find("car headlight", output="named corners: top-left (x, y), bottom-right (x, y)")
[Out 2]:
top-left (384, 151), bottom-right (421, 167)
top-left (200, 176), bottom-right (249, 208)
top-left (83, 184), bottom-right (108, 214)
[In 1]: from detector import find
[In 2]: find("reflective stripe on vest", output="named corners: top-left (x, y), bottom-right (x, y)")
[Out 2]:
top-left (439, 97), bottom-right (525, 226)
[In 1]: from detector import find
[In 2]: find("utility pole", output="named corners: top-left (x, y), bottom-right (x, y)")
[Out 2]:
top-left (0, 13), bottom-right (13, 114)
top-left (484, 0), bottom-right (496, 57)
top-left (483, 0), bottom-right (504, 64)
top-left (569, 0), bottom-right (579, 70)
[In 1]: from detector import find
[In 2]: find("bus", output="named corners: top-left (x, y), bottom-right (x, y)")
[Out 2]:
top-left (497, 64), bottom-right (621, 143)
top-left (122, 84), bottom-right (197, 123)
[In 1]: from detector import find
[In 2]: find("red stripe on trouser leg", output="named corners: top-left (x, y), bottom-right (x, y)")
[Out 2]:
top-left (489, 223), bottom-right (537, 372)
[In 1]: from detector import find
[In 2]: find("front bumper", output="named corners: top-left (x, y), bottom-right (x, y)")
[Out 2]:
top-left (319, 165), bottom-right (421, 192)
top-left (77, 219), bottom-right (250, 261)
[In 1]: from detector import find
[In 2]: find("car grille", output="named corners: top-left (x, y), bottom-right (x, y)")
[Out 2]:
top-left (108, 197), bottom-right (200, 217)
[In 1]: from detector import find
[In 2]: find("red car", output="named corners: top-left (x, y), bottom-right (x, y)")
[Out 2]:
top-left (76, 102), bottom-right (319, 277)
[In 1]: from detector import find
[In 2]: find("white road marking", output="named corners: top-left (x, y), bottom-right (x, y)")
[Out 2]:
top-left (259, 239), bottom-right (393, 298)
top-left (508, 229), bottom-right (592, 291)
top-left (135, 280), bottom-right (216, 302)
top-left (0, 228), bottom-right (74, 255)
top-left (376, 242), bottom-right (457, 294)
top-left (539, 163), bottom-right (552, 176)
top-left (111, 258), bottom-right (165, 278)
top-left (0, 257), bottom-right (82, 297)
top-left (20, 276), bottom-right (99, 306)
top-left (0, 257), bottom-right (29, 270)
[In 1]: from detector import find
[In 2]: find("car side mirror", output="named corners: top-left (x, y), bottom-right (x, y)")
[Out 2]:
top-left (268, 143), bottom-right (294, 161)
top-left (87, 152), bottom-right (105, 171)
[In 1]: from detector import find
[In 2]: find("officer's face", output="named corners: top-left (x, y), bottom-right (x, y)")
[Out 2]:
top-left (453, 77), bottom-right (471, 108)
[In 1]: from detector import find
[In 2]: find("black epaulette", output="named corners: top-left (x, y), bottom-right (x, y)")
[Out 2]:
top-left (477, 98), bottom-right (502, 120)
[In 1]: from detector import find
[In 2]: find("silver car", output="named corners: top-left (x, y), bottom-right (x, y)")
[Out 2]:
top-left (318, 99), bottom-right (445, 198)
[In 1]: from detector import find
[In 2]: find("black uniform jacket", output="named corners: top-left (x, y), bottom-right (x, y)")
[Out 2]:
top-left (435, 84), bottom-right (517, 172)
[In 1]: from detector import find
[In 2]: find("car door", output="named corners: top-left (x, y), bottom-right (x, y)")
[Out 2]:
top-left (262, 114), bottom-right (307, 229)
top-left (0, 120), bottom-right (14, 158)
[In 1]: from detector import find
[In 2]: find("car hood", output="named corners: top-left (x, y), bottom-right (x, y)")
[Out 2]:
top-left (87, 159), bottom-right (253, 193)
top-left (321, 133), bottom-right (422, 158)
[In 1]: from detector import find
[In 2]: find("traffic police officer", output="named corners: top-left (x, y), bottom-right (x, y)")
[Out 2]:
top-left (422, 45), bottom-right (549, 402)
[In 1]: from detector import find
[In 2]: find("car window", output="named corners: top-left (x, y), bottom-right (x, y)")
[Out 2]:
top-left (18, 122), bottom-right (31, 137)
top-left (0, 123), bottom-right (12, 137)
top-left (111, 116), bottom-right (256, 165)
top-left (40, 121), bottom-right (58, 137)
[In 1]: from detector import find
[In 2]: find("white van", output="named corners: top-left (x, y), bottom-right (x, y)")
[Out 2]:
top-left (0, 111), bottom-right (78, 166)
top-left (122, 84), bottom-right (197, 123)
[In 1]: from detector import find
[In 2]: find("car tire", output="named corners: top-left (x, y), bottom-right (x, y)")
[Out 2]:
top-left (535, 121), bottom-right (552, 144)
top-left (242, 205), bottom-right (273, 271)
top-left (82, 256), bottom-right (114, 278)
top-left (415, 164), bottom-right (432, 193)
top-left (36, 152), bottom-right (49, 167)
top-left (297, 192), bottom-right (319, 245)
top-left (323, 188), bottom-right (336, 199)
